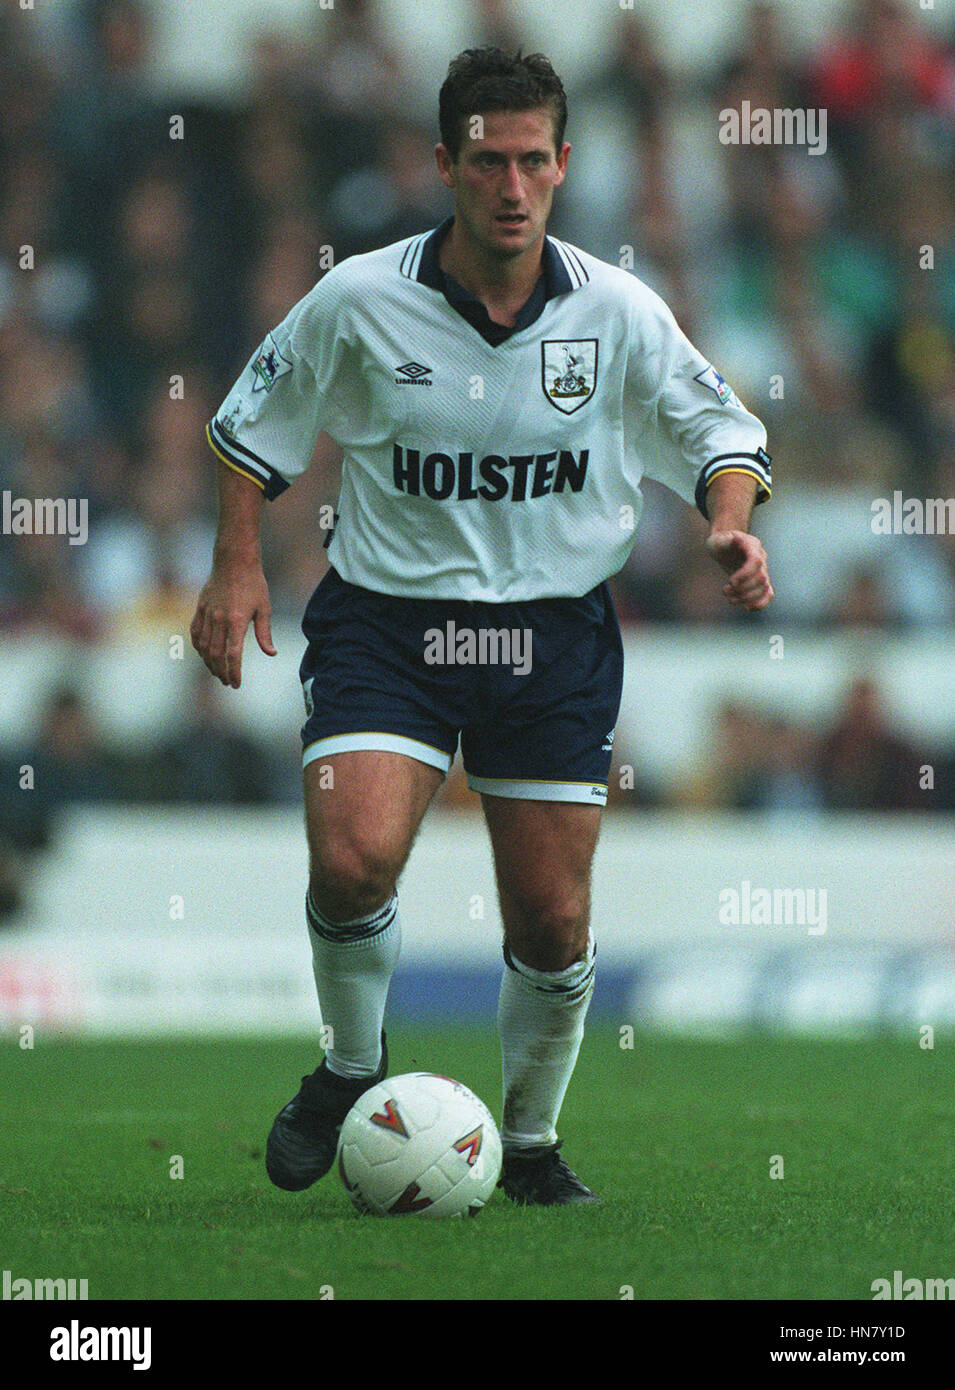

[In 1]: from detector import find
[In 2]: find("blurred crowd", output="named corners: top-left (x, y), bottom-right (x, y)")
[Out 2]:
top-left (616, 675), bottom-right (946, 813)
top-left (1, 0), bottom-right (954, 849)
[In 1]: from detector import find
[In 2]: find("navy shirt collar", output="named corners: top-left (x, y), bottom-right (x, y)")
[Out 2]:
top-left (415, 216), bottom-right (573, 344)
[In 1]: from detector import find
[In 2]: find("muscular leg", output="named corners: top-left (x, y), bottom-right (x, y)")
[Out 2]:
top-left (305, 749), bottom-right (442, 919)
top-left (482, 797), bottom-right (601, 970)
top-left (304, 750), bottom-right (442, 1076)
top-left (265, 749), bottom-right (443, 1190)
top-left (483, 795), bottom-right (602, 1147)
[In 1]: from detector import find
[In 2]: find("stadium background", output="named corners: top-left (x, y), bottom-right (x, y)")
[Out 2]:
top-left (1, 0), bottom-right (954, 1037)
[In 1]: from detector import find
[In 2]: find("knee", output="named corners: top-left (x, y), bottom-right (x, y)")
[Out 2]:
top-left (309, 830), bottom-right (399, 921)
top-left (504, 890), bottom-right (590, 972)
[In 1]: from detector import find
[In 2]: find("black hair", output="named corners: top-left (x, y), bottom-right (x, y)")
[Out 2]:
top-left (438, 47), bottom-right (568, 161)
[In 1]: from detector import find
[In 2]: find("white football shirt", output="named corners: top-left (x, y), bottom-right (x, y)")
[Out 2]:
top-left (207, 219), bottom-right (771, 602)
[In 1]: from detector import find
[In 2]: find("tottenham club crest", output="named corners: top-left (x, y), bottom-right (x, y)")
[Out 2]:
top-left (251, 334), bottom-right (292, 393)
top-left (542, 339), bottom-right (598, 414)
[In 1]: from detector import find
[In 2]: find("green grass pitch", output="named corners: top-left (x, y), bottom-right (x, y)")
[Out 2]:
top-left (0, 1028), bottom-right (950, 1301)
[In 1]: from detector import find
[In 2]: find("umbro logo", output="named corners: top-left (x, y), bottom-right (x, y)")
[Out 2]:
top-left (394, 361), bottom-right (433, 386)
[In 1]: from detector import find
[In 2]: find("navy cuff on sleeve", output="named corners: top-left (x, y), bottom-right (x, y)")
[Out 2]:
top-left (206, 418), bottom-right (290, 501)
top-left (695, 448), bottom-right (772, 520)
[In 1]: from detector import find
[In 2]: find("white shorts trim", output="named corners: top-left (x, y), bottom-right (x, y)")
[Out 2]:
top-left (466, 774), bottom-right (607, 805)
top-left (302, 732), bottom-right (451, 774)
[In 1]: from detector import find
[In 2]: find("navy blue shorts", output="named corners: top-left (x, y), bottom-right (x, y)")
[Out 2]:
top-left (299, 568), bottom-right (623, 804)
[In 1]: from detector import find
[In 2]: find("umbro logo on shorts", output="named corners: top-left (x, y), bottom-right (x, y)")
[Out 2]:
top-left (394, 361), bottom-right (433, 386)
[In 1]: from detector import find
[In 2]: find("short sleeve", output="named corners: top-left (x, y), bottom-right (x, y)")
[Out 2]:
top-left (625, 286), bottom-right (772, 519)
top-left (206, 281), bottom-right (344, 499)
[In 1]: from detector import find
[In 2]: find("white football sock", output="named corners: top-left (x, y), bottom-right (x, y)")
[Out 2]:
top-left (307, 891), bottom-right (401, 1079)
top-left (497, 935), bottom-right (596, 1148)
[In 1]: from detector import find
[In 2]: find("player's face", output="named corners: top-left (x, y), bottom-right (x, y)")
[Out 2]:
top-left (436, 108), bottom-right (570, 260)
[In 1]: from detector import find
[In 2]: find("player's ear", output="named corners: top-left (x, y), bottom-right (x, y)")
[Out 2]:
top-left (435, 144), bottom-right (456, 189)
top-left (553, 141), bottom-right (571, 185)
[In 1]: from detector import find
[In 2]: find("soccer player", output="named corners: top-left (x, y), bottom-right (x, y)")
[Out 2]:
top-left (191, 48), bottom-right (773, 1207)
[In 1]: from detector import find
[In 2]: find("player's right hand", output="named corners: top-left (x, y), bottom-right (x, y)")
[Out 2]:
top-left (190, 560), bottom-right (277, 688)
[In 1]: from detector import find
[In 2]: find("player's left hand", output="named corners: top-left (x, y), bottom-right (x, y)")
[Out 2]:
top-left (705, 530), bottom-right (774, 611)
